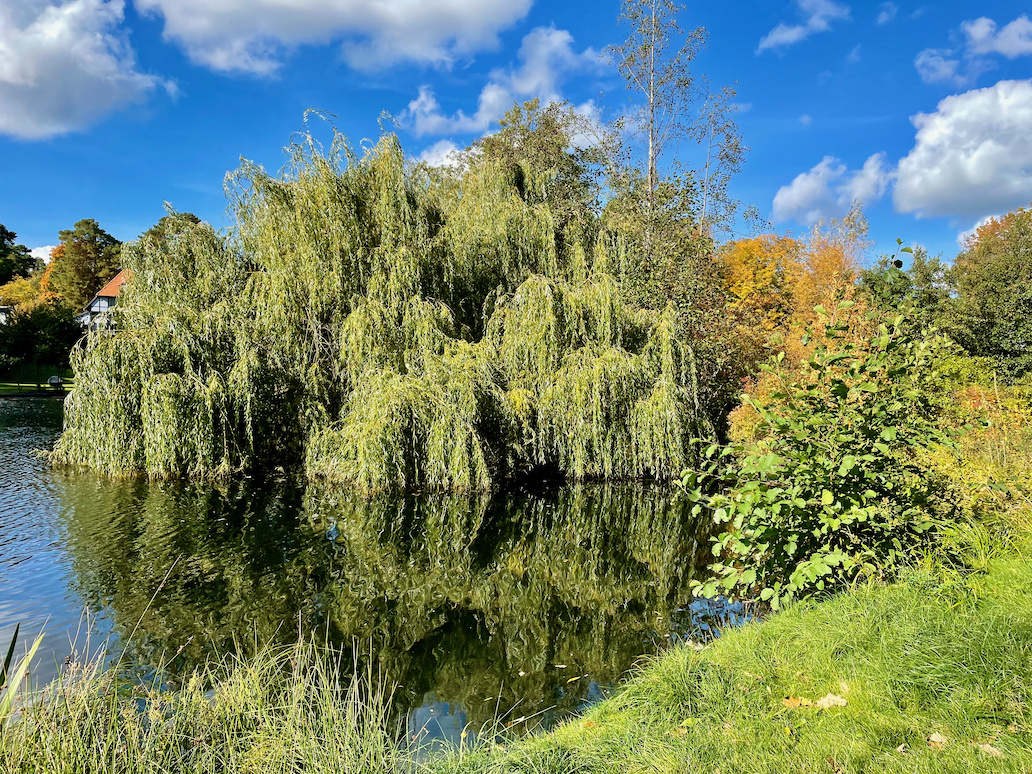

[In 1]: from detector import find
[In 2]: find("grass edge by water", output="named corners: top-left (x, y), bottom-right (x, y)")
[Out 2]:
top-left (437, 535), bottom-right (1032, 773)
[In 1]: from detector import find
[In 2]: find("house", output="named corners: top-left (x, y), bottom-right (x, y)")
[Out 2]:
top-left (76, 269), bottom-right (129, 329)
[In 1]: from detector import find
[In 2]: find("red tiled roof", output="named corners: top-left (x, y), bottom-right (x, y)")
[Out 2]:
top-left (96, 269), bottom-right (129, 298)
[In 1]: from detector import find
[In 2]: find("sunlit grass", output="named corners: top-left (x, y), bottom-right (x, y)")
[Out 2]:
top-left (0, 640), bottom-right (401, 774)
top-left (441, 537), bottom-right (1032, 773)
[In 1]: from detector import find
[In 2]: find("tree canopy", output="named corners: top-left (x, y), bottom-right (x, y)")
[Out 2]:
top-left (0, 299), bottom-right (82, 372)
top-left (950, 206), bottom-right (1032, 377)
top-left (49, 219), bottom-right (121, 310)
top-left (0, 225), bottom-right (40, 286)
top-left (52, 131), bottom-right (711, 491)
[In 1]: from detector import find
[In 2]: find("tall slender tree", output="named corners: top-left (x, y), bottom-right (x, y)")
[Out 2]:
top-left (691, 82), bottom-right (748, 230)
top-left (608, 0), bottom-right (706, 254)
top-left (50, 219), bottom-right (121, 310)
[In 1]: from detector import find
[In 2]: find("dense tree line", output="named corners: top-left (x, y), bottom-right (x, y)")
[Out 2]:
top-left (855, 206), bottom-right (1032, 381)
top-left (0, 219), bottom-right (123, 376)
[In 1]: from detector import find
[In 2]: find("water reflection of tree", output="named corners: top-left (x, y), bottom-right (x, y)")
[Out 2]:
top-left (57, 476), bottom-right (709, 723)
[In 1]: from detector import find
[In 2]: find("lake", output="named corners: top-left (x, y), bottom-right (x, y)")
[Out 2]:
top-left (0, 397), bottom-right (715, 744)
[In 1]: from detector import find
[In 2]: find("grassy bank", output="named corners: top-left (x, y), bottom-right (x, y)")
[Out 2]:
top-left (1, 642), bottom-right (400, 774)
top-left (442, 543), bottom-right (1032, 773)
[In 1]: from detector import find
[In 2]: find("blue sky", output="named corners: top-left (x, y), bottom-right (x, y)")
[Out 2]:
top-left (2, 0), bottom-right (1031, 265)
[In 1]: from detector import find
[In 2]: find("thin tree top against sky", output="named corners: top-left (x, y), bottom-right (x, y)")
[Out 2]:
top-left (2, 0), bottom-right (1032, 262)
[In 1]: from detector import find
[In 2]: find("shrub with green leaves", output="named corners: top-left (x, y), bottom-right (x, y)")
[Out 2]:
top-left (684, 299), bottom-right (957, 609)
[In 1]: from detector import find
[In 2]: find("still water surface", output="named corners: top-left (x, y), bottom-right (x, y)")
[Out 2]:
top-left (0, 398), bottom-right (712, 742)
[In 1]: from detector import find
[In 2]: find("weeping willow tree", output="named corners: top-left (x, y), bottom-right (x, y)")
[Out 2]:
top-left (52, 124), bottom-right (711, 492)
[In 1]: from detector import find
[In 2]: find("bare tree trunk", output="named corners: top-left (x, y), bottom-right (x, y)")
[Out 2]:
top-left (701, 121), bottom-right (715, 224)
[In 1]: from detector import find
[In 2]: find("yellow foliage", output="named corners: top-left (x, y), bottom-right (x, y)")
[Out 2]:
top-left (719, 234), bottom-right (800, 329)
top-left (0, 274), bottom-right (42, 307)
top-left (720, 206), bottom-right (873, 394)
top-left (1, 246), bottom-right (61, 308)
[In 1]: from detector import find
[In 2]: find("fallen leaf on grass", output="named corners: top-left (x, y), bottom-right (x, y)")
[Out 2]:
top-left (581, 721), bottom-right (597, 729)
top-left (928, 732), bottom-right (948, 750)
top-left (815, 693), bottom-right (847, 709)
top-left (668, 727), bottom-right (688, 738)
top-left (783, 694), bottom-right (846, 710)
top-left (895, 744), bottom-right (906, 753)
top-left (978, 743), bottom-right (1003, 758)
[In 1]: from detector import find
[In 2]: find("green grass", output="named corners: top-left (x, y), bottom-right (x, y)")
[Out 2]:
top-left (0, 641), bottom-right (400, 774)
top-left (0, 364), bottom-right (74, 393)
top-left (440, 545), bottom-right (1032, 773)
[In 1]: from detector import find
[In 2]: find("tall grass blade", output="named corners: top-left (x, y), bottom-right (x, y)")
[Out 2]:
top-left (0, 630), bottom-right (42, 722)
top-left (0, 623), bottom-right (18, 690)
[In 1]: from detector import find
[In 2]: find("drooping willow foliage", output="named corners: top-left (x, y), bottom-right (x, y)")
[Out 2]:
top-left (52, 130), bottom-right (711, 492)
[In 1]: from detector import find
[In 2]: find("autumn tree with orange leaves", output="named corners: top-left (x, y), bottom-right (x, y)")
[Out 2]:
top-left (720, 206), bottom-right (873, 442)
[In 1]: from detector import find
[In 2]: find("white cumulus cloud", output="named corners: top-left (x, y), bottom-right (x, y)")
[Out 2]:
top-left (894, 80), bottom-right (1032, 219)
top-left (963, 15), bottom-right (1032, 58)
top-left (417, 139), bottom-right (463, 168)
top-left (134, 0), bottom-right (532, 74)
top-left (403, 26), bottom-right (599, 137)
top-left (757, 0), bottom-right (851, 54)
top-left (0, 0), bottom-right (168, 139)
top-left (916, 15), bottom-right (1032, 86)
top-left (773, 152), bottom-right (894, 225)
top-left (30, 245), bottom-right (56, 264)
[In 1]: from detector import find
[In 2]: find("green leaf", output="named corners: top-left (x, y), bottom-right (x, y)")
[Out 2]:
top-left (1, 623), bottom-right (19, 690)
top-left (837, 455), bottom-right (856, 477)
top-left (0, 630), bottom-right (42, 722)
top-left (814, 305), bottom-right (828, 317)
top-left (821, 489), bottom-right (835, 506)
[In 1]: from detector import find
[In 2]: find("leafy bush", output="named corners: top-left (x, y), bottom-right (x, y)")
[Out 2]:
top-left (684, 299), bottom-right (957, 609)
